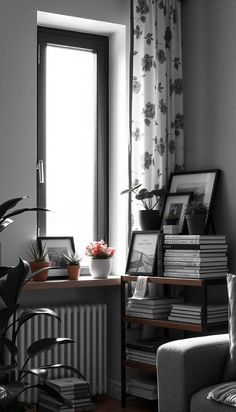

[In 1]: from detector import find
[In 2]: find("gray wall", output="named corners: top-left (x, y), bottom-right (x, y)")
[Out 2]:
top-left (0, 0), bottom-right (129, 395)
top-left (181, 0), bottom-right (236, 272)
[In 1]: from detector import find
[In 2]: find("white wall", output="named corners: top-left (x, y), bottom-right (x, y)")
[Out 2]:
top-left (0, 0), bottom-right (129, 266)
top-left (181, 0), bottom-right (236, 271)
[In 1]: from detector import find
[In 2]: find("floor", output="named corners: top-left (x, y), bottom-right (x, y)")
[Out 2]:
top-left (94, 395), bottom-right (157, 411)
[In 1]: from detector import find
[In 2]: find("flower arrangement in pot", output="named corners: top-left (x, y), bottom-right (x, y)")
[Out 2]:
top-left (185, 200), bottom-right (209, 235)
top-left (28, 241), bottom-right (51, 282)
top-left (85, 240), bottom-right (115, 279)
top-left (121, 184), bottom-right (167, 230)
top-left (62, 251), bottom-right (82, 280)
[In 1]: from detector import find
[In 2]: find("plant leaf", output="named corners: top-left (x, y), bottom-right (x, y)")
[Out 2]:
top-left (37, 382), bottom-right (73, 407)
top-left (0, 258), bottom-right (30, 306)
top-left (0, 382), bottom-right (25, 406)
top-left (0, 197), bottom-right (29, 220)
top-left (27, 338), bottom-right (74, 359)
top-left (0, 218), bottom-right (14, 232)
top-left (120, 184), bottom-right (142, 195)
top-left (0, 365), bottom-right (18, 377)
top-left (2, 207), bottom-right (50, 220)
top-left (0, 337), bottom-right (18, 357)
top-left (41, 364), bottom-right (86, 381)
top-left (0, 266), bottom-right (11, 279)
top-left (22, 368), bottom-right (48, 380)
top-left (15, 308), bottom-right (61, 333)
top-left (0, 306), bottom-right (18, 334)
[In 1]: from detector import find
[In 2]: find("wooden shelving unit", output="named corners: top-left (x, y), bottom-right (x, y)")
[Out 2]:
top-left (23, 276), bottom-right (121, 291)
top-left (121, 274), bottom-right (227, 407)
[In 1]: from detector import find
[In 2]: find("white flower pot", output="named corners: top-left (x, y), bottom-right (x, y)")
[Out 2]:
top-left (89, 258), bottom-right (112, 279)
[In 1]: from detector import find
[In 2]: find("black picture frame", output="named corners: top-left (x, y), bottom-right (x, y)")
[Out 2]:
top-left (37, 236), bottom-right (75, 279)
top-left (161, 192), bottom-right (192, 234)
top-left (125, 231), bottom-right (160, 276)
top-left (168, 169), bottom-right (220, 231)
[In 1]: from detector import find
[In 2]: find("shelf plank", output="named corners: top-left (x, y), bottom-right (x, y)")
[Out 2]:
top-left (23, 276), bottom-right (121, 291)
top-left (124, 360), bottom-right (156, 372)
top-left (122, 275), bottom-right (226, 287)
top-left (124, 315), bottom-right (202, 332)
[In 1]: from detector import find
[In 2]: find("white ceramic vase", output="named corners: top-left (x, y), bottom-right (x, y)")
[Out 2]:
top-left (89, 258), bottom-right (112, 279)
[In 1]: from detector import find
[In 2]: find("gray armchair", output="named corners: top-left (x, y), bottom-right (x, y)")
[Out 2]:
top-left (157, 334), bottom-right (235, 412)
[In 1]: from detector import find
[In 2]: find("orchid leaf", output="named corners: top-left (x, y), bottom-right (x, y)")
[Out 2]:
top-left (27, 338), bottom-right (74, 359)
top-left (0, 266), bottom-right (10, 279)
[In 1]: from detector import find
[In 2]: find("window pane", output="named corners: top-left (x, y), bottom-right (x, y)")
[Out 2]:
top-left (46, 44), bottom-right (97, 262)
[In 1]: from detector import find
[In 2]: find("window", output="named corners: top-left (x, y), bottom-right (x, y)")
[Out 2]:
top-left (37, 27), bottom-right (109, 268)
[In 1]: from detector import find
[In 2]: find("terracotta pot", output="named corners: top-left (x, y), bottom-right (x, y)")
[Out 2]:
top-left (30, 261), bottom-right (50, 282)
top-left (139, 210), bottom-right (162, 230)
top-left (89, 258), bottom-right (111, 279)
top-left (67, 265), bottom-right (81, 280)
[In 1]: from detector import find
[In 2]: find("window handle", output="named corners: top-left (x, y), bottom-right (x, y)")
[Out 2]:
top-left (37, 160), bottom-right (45, 184)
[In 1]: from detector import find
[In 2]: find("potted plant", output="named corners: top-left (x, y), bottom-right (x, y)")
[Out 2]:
top-left (62, 251), bottom-right (82, 280)
top-left (121, 184), bottom-right (167, 230)
top-left (0, 196), bottom-right (84, 411)
top-left (28, 241), bottom-right (51, 282)
top-left (185, 200), bottom-right (209, 235)
top-left (85, 240), bottom-right (115, 279)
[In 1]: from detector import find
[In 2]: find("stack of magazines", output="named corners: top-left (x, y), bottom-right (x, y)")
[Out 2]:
top-left (126, 337), bottom-right (168, 366)
top-left (163, 235), bottom-right (228, 278)
top-left (38, 377), bottom-right (94, 412)
top-left (168, 303), bottom-right (228, 324)
top-left (126, 296), bottom-right (183, 319)
top-left (126, 376), bottom-right (158, 400)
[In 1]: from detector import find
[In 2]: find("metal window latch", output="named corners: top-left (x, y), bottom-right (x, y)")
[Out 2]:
top-left (36, 160), bottom-right (44, 184)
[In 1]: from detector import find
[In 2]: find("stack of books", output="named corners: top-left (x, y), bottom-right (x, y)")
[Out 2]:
top-left (126, 376), bottom-right (158, 400)
top-left (38, 377), bottom-right (94, 412)
top-left (163, 235), bottom-right (228, 278)
top-left (168, 303), bottom-right (228, 324)
top-left (126, 337), bottom-right (168, 366)
top-left (126, 296), bottom-right (183, 319)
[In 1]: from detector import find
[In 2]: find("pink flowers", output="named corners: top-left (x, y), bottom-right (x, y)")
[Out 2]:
top-left (86, 240), bottom-right (115, 259)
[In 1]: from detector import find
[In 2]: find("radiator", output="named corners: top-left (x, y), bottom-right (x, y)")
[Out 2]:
top-left (15, 303), bottom-right (107, 402)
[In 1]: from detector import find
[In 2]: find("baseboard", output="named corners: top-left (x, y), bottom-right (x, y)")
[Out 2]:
top-left (107, 379), bottom-right (121, 400)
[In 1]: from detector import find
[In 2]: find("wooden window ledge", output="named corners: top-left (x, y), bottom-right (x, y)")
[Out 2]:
top-left (23, 276), bottom-right (121, 291)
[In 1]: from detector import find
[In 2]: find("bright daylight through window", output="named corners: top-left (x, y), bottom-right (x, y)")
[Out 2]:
top-left (37, 28), bottom-right (109, 269)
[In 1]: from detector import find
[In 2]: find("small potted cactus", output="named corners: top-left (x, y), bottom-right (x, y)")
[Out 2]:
top-left (29, 241), bottom-right (51, 281)
top-left (185, 200), bottom-right (209, 235)
top-left (62, 251), bottom-right (82, 280)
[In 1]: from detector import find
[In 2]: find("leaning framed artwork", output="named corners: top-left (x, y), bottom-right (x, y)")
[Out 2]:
top-left (161, 192), bottom-right (192, 234)
top-left (37, 236), bottom-right (75, 279)
top-left (168, 169), bottom-right (220, 230)
top-left (125, 231), bottom-right (160, 276)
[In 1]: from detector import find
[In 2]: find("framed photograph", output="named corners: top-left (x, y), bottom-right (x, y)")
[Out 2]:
top-left (161, 192), bottom-right (192, 234)
top-left (168, 169), bottom-right (220, 229)
top-left (125, 231), bottom-right (160, 276)
top-left (37, 236), bottom-right (75, 279)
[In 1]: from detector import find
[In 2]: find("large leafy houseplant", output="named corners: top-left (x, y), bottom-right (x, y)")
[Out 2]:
top-left (0, 197), bottom-right (84, 411)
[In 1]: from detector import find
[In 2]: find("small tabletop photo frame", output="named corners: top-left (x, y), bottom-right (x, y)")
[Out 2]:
top-left (125, 231), bottom-right (160, 276)
top-left (161, 192), bottom-right (192, 234)
top-left (37, 236), bottom-right (75, 279)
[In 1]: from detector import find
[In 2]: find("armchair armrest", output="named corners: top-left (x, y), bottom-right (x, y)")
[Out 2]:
top-left (157, 334), bottom-right (229, 412)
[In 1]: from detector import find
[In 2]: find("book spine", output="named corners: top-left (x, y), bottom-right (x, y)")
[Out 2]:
top-left (156, 233), bottom-right (164, 276)
top-left (165, 239), bottom-right (225, 245)
top-left (164, 235), bottom-right (225, 240)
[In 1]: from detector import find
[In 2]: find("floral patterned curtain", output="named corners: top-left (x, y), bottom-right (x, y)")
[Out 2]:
top-left (130, 0), bottom-right (184, 229)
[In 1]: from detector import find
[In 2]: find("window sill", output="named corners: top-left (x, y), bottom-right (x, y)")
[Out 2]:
top-left (23, 276), bottom-right (121, 291)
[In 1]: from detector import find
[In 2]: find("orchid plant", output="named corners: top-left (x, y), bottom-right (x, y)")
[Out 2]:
top-left (85, 240), bottom-right (115, 259)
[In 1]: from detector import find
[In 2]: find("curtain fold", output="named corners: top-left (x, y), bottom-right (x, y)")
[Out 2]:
top-left (130, 0), bottom-right (184, 229)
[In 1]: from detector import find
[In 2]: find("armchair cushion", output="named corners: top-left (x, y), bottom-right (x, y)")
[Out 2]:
top-left (224, 274), bottom-right (236, 381)
top-left (157, 334), bottom-right (229, 412)
top-left (191, 384), bottom-right (236, 412)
